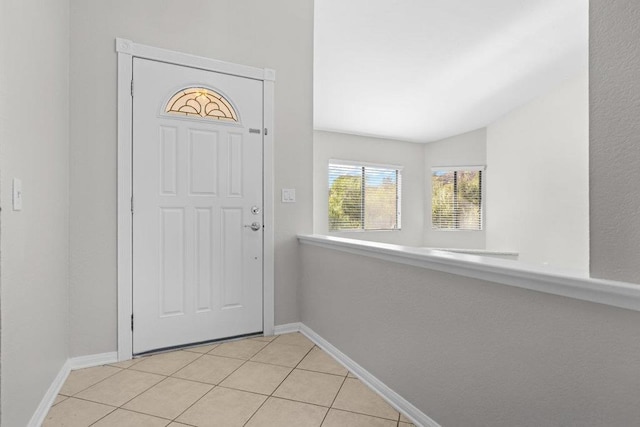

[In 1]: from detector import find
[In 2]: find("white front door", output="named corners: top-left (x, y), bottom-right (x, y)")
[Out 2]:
top-left (132, 58), bottom-right (264, 354)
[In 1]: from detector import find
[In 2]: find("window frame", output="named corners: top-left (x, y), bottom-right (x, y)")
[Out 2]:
top-left (328, 159), bottom-right (403, 232)
top-left (431, 165), bottom-right (485, 232)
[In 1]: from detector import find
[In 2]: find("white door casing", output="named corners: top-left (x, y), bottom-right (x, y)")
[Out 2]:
top-left (132, 58), bottom-right (263, 354)
top-left (116, 39), bottom-right (275, 360)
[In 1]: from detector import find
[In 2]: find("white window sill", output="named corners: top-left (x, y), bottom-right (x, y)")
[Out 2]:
top-left (297, 234), bottom-right (640, 312)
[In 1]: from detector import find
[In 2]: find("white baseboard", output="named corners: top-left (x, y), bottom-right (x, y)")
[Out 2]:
top-left (28, 352), bottom-right (119, 427)
top-left (274, 322), bottom-right (440, 427)
top-left (273, 322), bottom-right (302, 335)
top-left (69, 352), bottom-right (118, 370)
top-left (27, 360), bottom-right (71, 427)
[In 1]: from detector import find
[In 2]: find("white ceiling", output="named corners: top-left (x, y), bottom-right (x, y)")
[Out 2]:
top-left (314, 0), bottom-right (588, 143)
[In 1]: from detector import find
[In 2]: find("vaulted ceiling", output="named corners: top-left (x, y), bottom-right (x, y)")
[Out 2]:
top-left (314, 0), bottom-right (588, 143)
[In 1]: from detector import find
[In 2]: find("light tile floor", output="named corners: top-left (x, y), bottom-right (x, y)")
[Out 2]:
top-left (44, 333), bottom-right (415, 427)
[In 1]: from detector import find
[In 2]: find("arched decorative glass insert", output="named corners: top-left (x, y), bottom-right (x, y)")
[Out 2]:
top-left (165, 87), bottom-right (238, 122)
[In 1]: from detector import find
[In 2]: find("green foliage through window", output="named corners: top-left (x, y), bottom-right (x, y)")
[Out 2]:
top-left (328, 163), bottom-right (401, 231)
top-left (432, 169), bottom-right (482, 230)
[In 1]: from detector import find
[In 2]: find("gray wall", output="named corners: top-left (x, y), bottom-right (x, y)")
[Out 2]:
top-left (300, 245), bottom-right (640, 426)
top-left (590, 0), bottom-right (640, 283)
top-left (69, 0), bottom-right (314, 356)
top-left (0, 0), bottom-right (70, 425)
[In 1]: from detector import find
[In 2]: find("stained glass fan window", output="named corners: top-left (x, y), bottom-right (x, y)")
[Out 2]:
top-left (165, 87), bottom-right (238, 122)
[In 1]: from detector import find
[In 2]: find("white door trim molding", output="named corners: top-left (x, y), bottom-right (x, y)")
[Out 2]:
top-left (116, 38), bottom-right (275, 361)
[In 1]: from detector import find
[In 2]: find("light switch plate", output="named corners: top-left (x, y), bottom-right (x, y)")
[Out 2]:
top-left (13, 178), bottom-right (22, 211)
top-left (281, 188), bottom-right (296, 203)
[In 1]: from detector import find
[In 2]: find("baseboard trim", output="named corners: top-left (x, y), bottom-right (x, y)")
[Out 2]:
top-left (28, 352), bottom-right (119, 427)
top-left (69, 352), bottom-right (119, 370)
top-left (274, 322), bottom-right (440, 427)
top-left (27, 360), bottom-right (71, 427)
top-left (273, 322), bottom-right (302, 335)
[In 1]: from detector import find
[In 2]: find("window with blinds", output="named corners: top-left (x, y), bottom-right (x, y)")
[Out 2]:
top-left (432, 168), bottom-right (483, 230)
top-left (328, 162), bottom-right (401, 231)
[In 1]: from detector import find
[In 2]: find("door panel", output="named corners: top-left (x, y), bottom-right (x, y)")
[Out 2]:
top-left (132, 58), bottom-right (263, 354)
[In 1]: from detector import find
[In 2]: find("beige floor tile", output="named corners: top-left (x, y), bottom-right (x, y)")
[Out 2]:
top-left (131, 350), bottom-right (201, 375)
top-left (298, 347), bottom-right (348, 376)
top-left (348, 371), bottom-right (358, 378)
top-left (123, 377), bottom-right (213, 419)
top-left (183, 343), bottom-right (219, 354)
top-left (43, 397), bottom-right (115, 427)
top-left (52, 395), bottom-right (68, 406)
top-left (76, 369), bottom-right (165, 407)
top-left (173, 354), bottom-right (244, 385)
top-left (400, 423), bottom-right (415, 426)
top-left (273, 369), bottom-right (344, 407)
top-left (245, 397), bottom-right (327, 427)
top-left (92, 408), bottom-right (170, 426)
top-left (208, 339), bottom-right (268, 360)
top-left (274, 332), bottom-right (315, 349)
top-left (177, 386), bottom-right (267, 427)
top-left (167, 423), bottom-right (192, 426)
top-left (322, 409), bottom-right (398, 427)
top-left (250, 342), bottom-right (311, 367)
top-left (219, 361), bottom-right (291, 395)
top-left (251, 335), bottom-right (277, 342)
top-left (332, 378), bottom-right (399, 421)
top-left (59, 365), bottom-right (121, 395)
top-left (108, 358), bottom-right (144, 369)
top-left (400, 413), bottom-right (413, 423)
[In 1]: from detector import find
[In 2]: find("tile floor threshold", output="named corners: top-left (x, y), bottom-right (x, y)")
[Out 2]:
top-left (44, 333), bottom-right (415, 427)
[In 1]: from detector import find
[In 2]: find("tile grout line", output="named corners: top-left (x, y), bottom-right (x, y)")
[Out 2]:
top-left (94, 350), bottom-right (210, 421)
top-left (319, 367), bottom-right (348, 426)
top-left (168, 340), bottom-right (270, 424)
top-left (87, 406), bottom-right (174, 426)
top-left (70, 388), bottom-right (403, 427)
top-left (326, 379), bottom-right (402, 423)
top-left (240, 334), bottom-right (296, 427)
top-left (85, 404), bottom-right (119, 427)
top-left (46, 341), bottom-right (214, 424)
top-left (62, 365), bottom-right (125, 398)
top-left (296, 366), bottom-right (348, 378)
top-left (116, 351), bottom-right (209, 411)
top-left (241, 334), bottom-right (316, 426)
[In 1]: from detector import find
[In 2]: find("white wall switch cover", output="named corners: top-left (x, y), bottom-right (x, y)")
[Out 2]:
top-left (12, 178), bottom-right (22, 211)
top-left (281, 188), bottom-right (296, 203)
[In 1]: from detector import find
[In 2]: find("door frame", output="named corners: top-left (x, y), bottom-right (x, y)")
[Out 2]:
top-left (115, 38), bottom-right (275, 361)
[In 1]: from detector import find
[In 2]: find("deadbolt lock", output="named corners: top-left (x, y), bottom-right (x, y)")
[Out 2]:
top-left (251, 206), bottom-right (261, 215)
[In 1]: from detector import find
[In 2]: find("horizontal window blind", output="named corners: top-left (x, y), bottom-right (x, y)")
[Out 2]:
top-left (329, 163), bottom-right (401, 231)
top-left (432, 169), bottom-right (482, 230)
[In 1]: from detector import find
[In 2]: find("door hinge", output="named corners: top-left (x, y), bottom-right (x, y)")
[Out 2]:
top-left (131, 196), bottom-right (134, 214)
top-left (264, 128), bottom-right (268, 136)
top-left (130, 79), bottom-right (134, 97)
top-left (131, 314), bottom-right (134, 331)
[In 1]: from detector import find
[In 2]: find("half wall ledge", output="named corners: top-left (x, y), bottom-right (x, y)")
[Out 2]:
top-left (297, 234), bottom-right (640, 312)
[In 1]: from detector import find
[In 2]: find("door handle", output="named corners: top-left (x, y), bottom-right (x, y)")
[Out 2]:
top-left (244, 222), bottom-right (261, 231)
